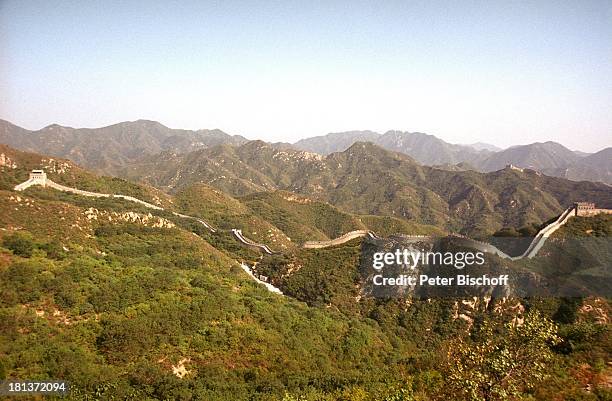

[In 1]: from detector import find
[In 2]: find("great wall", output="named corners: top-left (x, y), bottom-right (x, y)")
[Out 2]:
top-left (305, 202), bottom-right (611, 262)
top-left (231, 229), bottom-right (274, 254)
top-left (303, 230), bottom-right (378, 249)
top-left (13, 170), bottom-right (271, 253)
top-left (11, 169), bottom-right (612, 293)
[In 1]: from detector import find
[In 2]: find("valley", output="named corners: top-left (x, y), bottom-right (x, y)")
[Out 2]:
top-left (0, 139), bottom-right (610, 400)
top-left (3, 2), bottom-right (612, 399)
top-left (13, 166), bottom-right (607, 269)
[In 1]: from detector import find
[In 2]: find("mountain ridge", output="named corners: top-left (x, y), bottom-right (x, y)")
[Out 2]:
top-left (120, 140), bottom-right (612, 236)
top-left (293, 130), bottom-right (609, 184)
top-left (0, 119), bottom-right (249, 174)
top-left (1, 119), bottom-right (609, 183)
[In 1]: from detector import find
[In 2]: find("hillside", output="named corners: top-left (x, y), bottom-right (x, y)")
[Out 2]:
top-left (0, 119), bottom-right (247, 174)
top-left (122, 141), bottom-right (612, 236)
top-left (477, 141), bottom-right (582, 173)
top-left (0, 176), bottom-right (407, 400)
top-left (3, 119), bottom-right (610, 184)
top-left (0, 144), bottom-right (174, 208)
top-left (293, 130), bottom-right (612, 184)
top-left (564, 148), bottom-right (612, 184)
top-left (1, 144), bottom-right (442, 251)
top-left (239, 191), bottom-right (366, 243)
top-left (293, 129), bottom-right (491, 166)
top-left (121, 140), bottom-right (325, 195)
top-left (1, 144), bottom-right (610, 400)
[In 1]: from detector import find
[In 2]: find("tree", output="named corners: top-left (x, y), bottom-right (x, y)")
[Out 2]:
top-left (445, 310), bottom-right (561, 401)
top-left (492, 228), bottom-right (519, 238)
top-left (382, 388), bottom-right (416, 401)
top-left (518, 225), bottom-right (538, 237)
top-left (2, 231), bottom-right (35, 257)
top-left (40, 239), bottom-right (67, 260)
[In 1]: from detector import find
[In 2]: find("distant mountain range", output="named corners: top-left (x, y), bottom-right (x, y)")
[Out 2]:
top-left (294, 130), bottom-right (611, 184)
top-left (0, 119), bottom-right (248, 174)
top-left (1, 119), bottom-right (610, 184)
top-left (2, 138), bottom-right (608, 238)
top-left (295, 130), bottom-right (490, 166)
top-left (119, 140), bottom-right (612, 236)
top-left (466, 142), bottom-right (502, 152)
top-left (559, 148), bottom-right (612, 185)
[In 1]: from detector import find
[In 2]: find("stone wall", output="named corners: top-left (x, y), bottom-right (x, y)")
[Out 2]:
top-left (576, 208), bottom-right (612, 217)
top-left (303, 230), bottom-right (371, 249)
top-left (231, 229), bottom-right (274, 254)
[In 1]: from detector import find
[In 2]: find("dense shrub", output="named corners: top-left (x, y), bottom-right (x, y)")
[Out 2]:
top-left (2, 231), bottom-right (36, 257)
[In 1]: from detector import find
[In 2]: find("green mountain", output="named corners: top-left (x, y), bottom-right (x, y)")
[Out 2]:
top-left (122, 141), bottom-right (612, 236)
top-left (477, 141), bottom-right (582, 173)
top-left (4, 119), bottom-right (610, 184)
top-left (1, 144), bottom-right (440, 251)
top-left (294, 130), bottom-right (612, 184)
top-left (0, 144), bottom-right (610, 400)
top-left (0, 119), bottom-right (248, 174)
top-left (564, 147), bottom-right (612, 184)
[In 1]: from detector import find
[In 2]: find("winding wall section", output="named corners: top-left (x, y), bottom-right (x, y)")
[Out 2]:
top-left (13, 172), bottom-right (602, 261)
top-left (301, 205), bottom-right (589, 261)
top-left (12, 175), bottom-right (268, 248)
top-left (303, 230), bottom-right (373, 249)
top-left (232, 229), bottom-right (274, 254)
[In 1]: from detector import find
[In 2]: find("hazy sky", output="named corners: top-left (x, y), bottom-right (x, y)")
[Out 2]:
top-left (1, 1), bottom-right (611, 151)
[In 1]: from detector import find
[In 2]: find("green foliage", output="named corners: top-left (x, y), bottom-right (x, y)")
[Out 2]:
top-left (241, 191), bottom-right (366, 242)
top-left (492, 227), bottom-right (519, 237)
top-left (260, 239), bottom-right (363, 309)
top-left (382, 388), bottom-right (416, 401)
top-left (358, 215), bottom-right (444, 237)
top-left (446, 310), bottom-right (561, 401)
top-left (556, 215), bottom-right (612, 238)
top-left (493, 222), bottom-right (540, 238)
top-left (518, 224), bottom-right (539, 237)
top-left (0, 218), bottom-right (404, 400)
top-left (2, 231), bottom-right (36, 257)
top-left (1, 143), bottom-right (610, 400)
top-left (173, 184), bottom-right (295, 250)
top-left (553, 298), bottom-right (583, 324)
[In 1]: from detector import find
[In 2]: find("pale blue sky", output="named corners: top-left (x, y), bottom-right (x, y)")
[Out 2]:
top-left (1, 0), bottom-right (611, 151)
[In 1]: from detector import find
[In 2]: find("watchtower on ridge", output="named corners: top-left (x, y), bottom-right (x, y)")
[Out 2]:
top-left (573, 202), bottom-right (612, 217)
top-left (29, 169), bottom-right (47, 186)
top-left (574, 201), bottom-right (595, 210)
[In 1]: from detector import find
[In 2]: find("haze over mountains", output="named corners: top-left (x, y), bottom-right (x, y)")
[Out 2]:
top-left (467, 142), bottom-right (502, 152)
top-left (294, 130), bottom-right (612, 184)
top-left (0, 119), bottom-right (248, 174)
top-left (1, 119), bottom-right (610, 184)
top-left (2, 139), bottom-right (610, 400)
top-left (120, 140), bottom-right (612, 236)
top-left (295, 130), bottom-right (489, 166)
